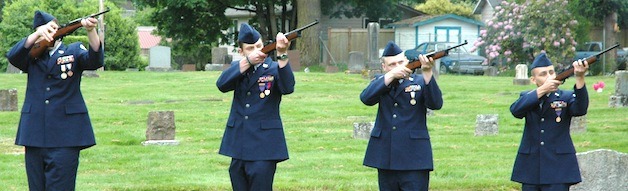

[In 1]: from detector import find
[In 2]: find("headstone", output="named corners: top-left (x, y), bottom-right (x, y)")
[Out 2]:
top-left (142, 111), bottom-right (179, 146)
top-left (353, 122), bottom-right (374, 140)
top-left (348, 51), bottom-right (365, 74)
top-left (609, 70), bottom-right (627, 107)
top-left (181, 64), bottom-right (196, 72)
top-left (570, 149), bottom-right (628, 191)
top-left (366, 22), bottom-right (380, 70)
top-left (5, 64), bottom-right (22, 73)
top-left (475, 114), bottom-right (498, 136)
top-left (146, 46), bottom-right (173, 72)
top-left (205, 64), bottom-right (223, 71)
top-left (82, 70), bottom-right (100, 78)
top-left (212, 47), bottom-right (228, 65)
top-left (0, 89), bottom-right (18, 112)
top-left (483, 66), bottom-right (498, 76)
top-left (570, 115), bottom-right (586, 133)
top-left (287, 50), bottom-right (301, 72)
top-left (513, 64), bottom-right (530, 85)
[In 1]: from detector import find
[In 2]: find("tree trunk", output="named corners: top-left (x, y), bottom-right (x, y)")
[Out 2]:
top-left (604, 12), bottom-right (618, 72)
top-left (268, 2), bottom-right (278, 41)
top-left (296, 0), bottom-right (321, 67)
top-left (255, 2), bottom-right (269, 41)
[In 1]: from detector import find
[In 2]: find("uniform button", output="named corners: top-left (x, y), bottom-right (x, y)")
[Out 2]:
top-left (541, 130), bottom-right (545, 133)
top-left (244, 116), bottom-right (249, 120)
top-left (247, 92), bottom-right (251, 96)
top-left (393, 114), bottom-right (397, 118)
top-left (394, 103), bottom-right (398, 107)
top-left (245, 104), bottom-right (250, 108)
top-left (392, 126), bottom-right (397, 130)
top-left (541, 118), bottom-right (545, 122)
top-left (45, 100), bottom-right (49, 104)
top-left (46, 87), bottom-right (50, 91)
top-left (540, 141), bottom-right (545, 146)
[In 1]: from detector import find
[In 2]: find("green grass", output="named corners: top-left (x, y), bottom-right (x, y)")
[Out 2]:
top-left (0, 71), bottom-right (626, 190)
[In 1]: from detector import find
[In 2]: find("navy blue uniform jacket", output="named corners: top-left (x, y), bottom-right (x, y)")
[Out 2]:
top-left (216, 57), bottom-right (295, 161)
top-left (360, 74), bottom-right (443, 170)
top-left (6, 39), bottom-right (104, 148)
top-left (510, 86), bottom-right (588, 185)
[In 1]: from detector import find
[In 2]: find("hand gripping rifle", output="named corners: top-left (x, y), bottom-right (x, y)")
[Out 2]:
top-left (405, 40), bottom-right (468, 70)
top-left (555, 43), bottom-right (620, 81)
top-left (260, 20), bottom-right (319, 54)
top-left (30, 8), bottom-right (110, 58)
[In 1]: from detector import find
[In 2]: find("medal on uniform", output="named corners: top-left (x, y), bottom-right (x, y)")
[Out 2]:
top-left (259, 83), bottom-right (266, 98)
top-left (67, 70), bottom-right (74, 77)
top-left (61, 64), bottom-right (67, 72)
top-left (555, 108), bottom-right (562, 122)
top-left (410, 91), bottom-right (416, 105)
top-left (61, 72), bottom-right (68, 79)
top-left (265, 82), bottom-right (271, 95)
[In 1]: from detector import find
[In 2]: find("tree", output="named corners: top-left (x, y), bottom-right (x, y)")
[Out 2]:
top-left (296, 0), bottom-right (322, 67)
top-left (472, 0), bottom-right (579, 71)
top-left (0, 0), bottom-right (141, 71)
top-left (415, 0), bottom-right (475, 19)
top-left (568, 0), bottom-right (628, 73)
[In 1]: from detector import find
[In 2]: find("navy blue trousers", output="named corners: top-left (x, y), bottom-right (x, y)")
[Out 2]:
top-left (229, 159), bottom-right (278, 191)
top-left (377, 169), bottom-right (430, 191)
top-left (522, 184), bottom-right (571, 191)
top-left (25, 147), bottom-right (81, 191)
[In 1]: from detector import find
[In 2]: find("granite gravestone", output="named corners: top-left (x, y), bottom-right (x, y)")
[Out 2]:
top-left (513, 64), bottom-right (530, 85)
top-left (146, 46), bottom-right (172, 72)
top-left (475, 114), bottom-right (498, 136)
top-left (570, 115), bottom-right (586, 133)
top-left (366, 22), bottom-right (380, 70)
top-left (0, 89), bottom-right (18, 112)
top-left (142, 111), bottom-right (179, 145)
top-left (570, 149), bottom-right (628, 191)
top-left (353, 122), bottom-right (374, 140)
top-left (609, 70), bottom-right (627, 107)
top-left (348, 51), bottom-right (365, 74)
top-left (5, 64), bottom-right (22, 73)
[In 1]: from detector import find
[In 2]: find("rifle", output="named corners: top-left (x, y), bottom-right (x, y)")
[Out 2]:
top-left (261, 20), bottom-right (319, 54)
top-left (405, 40), bottom-right (468, 70)
top-left (30, 8), bottom-right (110, 58)
top-left (555, 43), bottom-right (620, 81)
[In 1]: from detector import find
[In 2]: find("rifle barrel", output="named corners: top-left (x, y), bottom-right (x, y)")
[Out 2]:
top-left (555, 43), bottom-right (620, 81)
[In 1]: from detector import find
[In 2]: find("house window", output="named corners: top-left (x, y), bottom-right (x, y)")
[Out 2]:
top-left (434, 27), bottom-right (461, 43)
top-left (363, 18), bottom-right (395, 28)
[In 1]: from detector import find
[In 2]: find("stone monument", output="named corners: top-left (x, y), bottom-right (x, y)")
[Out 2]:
top-left (348, 51), bottom-right (365, 74)
top-left (513, 64), bottom-right (530, 85)
top-left (570, 149), bottom-right (628, 191)
top-left (146, 46), bottom-right (173, 72)
top-left (0, 89), bottom-right (18, 112)
top-left (5, 64), bottom-right (22, 74)
top-left (570, 115), bottom-right (586, 133)
top-left (475, 114), bottom-right (498, 136)
top-left (609, 70), bottom-right (627, 107)
top-left (353, 122), bottom-right (374, 140)
top-left (366, 22), bottom-right (380, 70)
top-left (142, 111), bottom-right (179, 145)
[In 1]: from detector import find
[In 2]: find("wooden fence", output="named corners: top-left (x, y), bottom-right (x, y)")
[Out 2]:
top-left (322, 27), bottom-right (394, 65)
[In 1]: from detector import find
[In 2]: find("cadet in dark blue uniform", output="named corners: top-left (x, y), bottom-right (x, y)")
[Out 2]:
top-left (510, 53), bottom-right (589, 191)
top-left (216, 23), bottom-right (294, 191)
top-left (360, 41), bottom-right (443, 191)
top-left (5, 10), bottom-right (104, 191)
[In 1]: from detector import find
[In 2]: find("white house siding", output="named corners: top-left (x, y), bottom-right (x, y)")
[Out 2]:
top-left (480, 3), bottom-right (495, 24)
top-left (395, 27), bottom-right (417, 51)
top-left (414, 19), bottom-right (481, 55)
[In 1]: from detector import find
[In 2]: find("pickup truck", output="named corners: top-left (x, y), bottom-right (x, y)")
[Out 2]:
top-left (574, 42), bottom-right (627, 70)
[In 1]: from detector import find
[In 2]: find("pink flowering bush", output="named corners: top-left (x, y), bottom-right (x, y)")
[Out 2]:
top-left (472, 0), bottom-right (579, 69)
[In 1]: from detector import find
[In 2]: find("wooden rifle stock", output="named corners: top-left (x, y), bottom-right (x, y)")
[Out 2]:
top-left (260, 20), bottom-right (319, 54)
top-left (29, 8), bottom-right (110, 58)
top-left (406, 40), bottom-right (468, 70)
top-left (555, 43), bottom-right (620, 81)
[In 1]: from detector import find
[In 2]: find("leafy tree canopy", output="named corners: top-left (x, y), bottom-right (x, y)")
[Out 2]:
top-left (415, 0), bottom-right (475, 19)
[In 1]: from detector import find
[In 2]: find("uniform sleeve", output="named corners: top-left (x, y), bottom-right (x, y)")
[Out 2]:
top-left (422, 75), bottom-right (443, 110)
top-left (5, 38), bottom-right (32, 72)
top-left (510, 90), bottom-right (541, 119)
top-left (77, 42), bottom-right (104, 70)
top-left (216, 60), bottom-right (245, 93)
top-left (360, 75), bottom-right (390, 106)
top-left (276, 62), bottom-right (295, 95)
top-left (568, 85), bottom-right (588, 117)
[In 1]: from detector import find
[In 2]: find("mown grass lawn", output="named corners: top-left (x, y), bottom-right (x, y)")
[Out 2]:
top-left (0, 71), bottom-right (626, 190)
